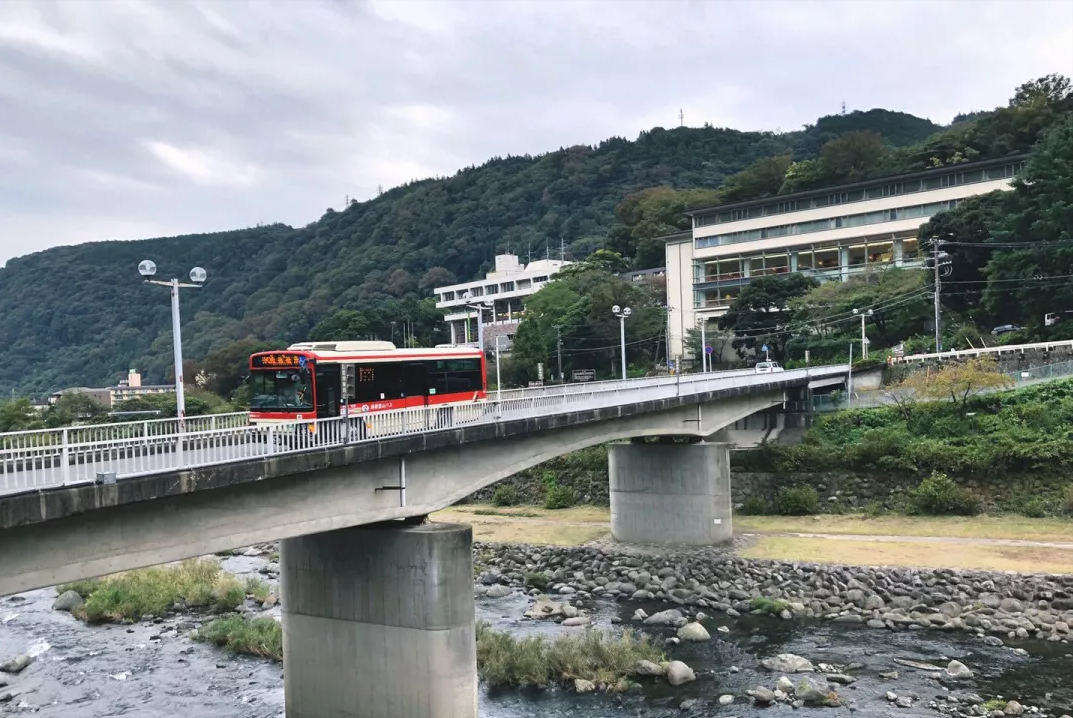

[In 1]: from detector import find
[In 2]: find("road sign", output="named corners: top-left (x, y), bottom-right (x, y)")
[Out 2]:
top-left (572, 369), bottom-right (595, 382)
top-left (704, 345), bottom-right (713, 355)
top-left (761, 344), bottom-right (769, 353)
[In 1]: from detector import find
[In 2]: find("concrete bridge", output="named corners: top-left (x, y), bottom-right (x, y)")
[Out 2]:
top-left (0, 365), bottom-right (846, 718)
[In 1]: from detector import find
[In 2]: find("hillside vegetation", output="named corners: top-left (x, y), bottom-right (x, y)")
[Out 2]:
top-left (0, 75), bottom-right (1066, 396)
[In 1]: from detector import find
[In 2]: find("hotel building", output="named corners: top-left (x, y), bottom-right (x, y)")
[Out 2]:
top-left (665, 154), bottom-right (1028, 362)
top-left (434, 254), bottom-right (571, 350)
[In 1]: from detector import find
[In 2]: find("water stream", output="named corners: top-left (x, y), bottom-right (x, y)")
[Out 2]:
top-left (1, 554), bottom-right (1070, 717)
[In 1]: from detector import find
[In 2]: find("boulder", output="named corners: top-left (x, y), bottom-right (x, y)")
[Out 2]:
top-left (945, 660), bottom-right (974, 680)
top-left (524, 595), bottom-right (563, 619)
top-left (761, 653), bottom-right (815, 673)
top-left (748, 687), bottom-right (777, 705)
top-left (0, 655), bottom-right (32, 674)
top-left (574, 678), bottom-right (596, 694)
top-left (676, 622), bottom-right (711, 642)
top-left (52, 590), bottom-right (84, 612)
top-left (795, 675), bottom-right (832, 704)
top-left (635, 660), bottom-right (664, 677)
top-left (666, 661), bottom-right (696, 686)
top-left (561, 616), bottom-right (590, 627)
top-left (1004, 701), bottom-right (1024, 716)
top-left (644, 608), bottom-right (684, 626)
top-left (483, 585), bottom-right (512, 598)
top-left (718, 694), bottom-right (735, 706)
top-left (776, 676), bottom-right (795, 694)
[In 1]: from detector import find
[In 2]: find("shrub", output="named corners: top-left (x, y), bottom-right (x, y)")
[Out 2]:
top-left (908, 472), bottom-right (982, 516)
top-left (491, 484), bottom-right (519, 507)
top-left (1063, 484), bottom-right (1073, 516)
top-left (544, 483), bottom-right (577, 510)
top-left (196, 616), bottom-right (283, 661)
top-left (862, 500), bottom-right (887, 517)
top-left (475, 621), bottom-right (664, 689)
top-left (775, 485), bottom-right (820, 516)
top-left (737, 496), bottom-right (771, 515)
top-left (524, 572), bottom-right (549, 590)
top-left (750, 597), bottom-right (791, 615)
top-left (1019, 496), bottom-right (1052, 519)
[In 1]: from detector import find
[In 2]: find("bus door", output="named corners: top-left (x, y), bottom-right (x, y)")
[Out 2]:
top-left (402, 362), bottom-right (432, 428)
top-left (314, 364), bottom-right (341, 420)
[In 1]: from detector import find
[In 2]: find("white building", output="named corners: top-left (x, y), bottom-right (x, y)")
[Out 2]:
top-left (665, 154), bottom-right (1028, 362)
top-left (434, 254), bottom-right (572, 349)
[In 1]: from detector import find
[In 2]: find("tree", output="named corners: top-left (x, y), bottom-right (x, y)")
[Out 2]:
top-left (901, 357), bottom-right (1013, 411)
top-left (1010, 73), bottom-right (1072, 108)
top-left (419, 266), bottom-right (457, 291)
top-left (819, 131), bottom-right (888, 183)
top-left (44, 392), bottom-right (108, 427)
top-left (719, 154), bottom-right (793, 203)
top-left (718, 274), bottom-right (818, 359)
top-left (193, 339), bottom-right (287, 400)
top-left (0, 398), bottom-right (41, 432)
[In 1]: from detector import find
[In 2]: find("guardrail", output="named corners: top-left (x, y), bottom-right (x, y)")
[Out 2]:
top-left (0, 366), bottom-right (847, 497)
top-left (893, 339), bottom-right (1073, 364)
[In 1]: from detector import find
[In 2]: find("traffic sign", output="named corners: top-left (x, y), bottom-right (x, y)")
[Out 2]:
top-left (761, 344), bottom-right (769, 353)
top-left (704, 345), bottom-right (713, 355)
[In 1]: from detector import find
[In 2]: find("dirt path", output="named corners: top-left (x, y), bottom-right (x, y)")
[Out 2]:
top-left (753, 531), bottom-right (1073, 550)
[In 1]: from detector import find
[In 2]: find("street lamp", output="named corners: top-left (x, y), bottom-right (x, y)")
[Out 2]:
top-left (138, 260), bottom-right (206, 422)
top-left (853, 308), bottom-right (874, 360)
top-left (697, 316), bottom-right (708, 373)
top-left (612, 305), bottom-right (632, 379)
top-left (461, 291), bottom-right (493, 350)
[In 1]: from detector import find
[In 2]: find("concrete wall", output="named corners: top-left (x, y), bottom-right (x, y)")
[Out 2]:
top-left (0, 389), bottom-right (787, 596)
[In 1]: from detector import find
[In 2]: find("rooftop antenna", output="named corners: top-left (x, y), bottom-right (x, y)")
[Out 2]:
top-left (560, 237), bottom-right (565, 262)
top-left (678, 108), bottom-right (684, 127)
top-left (841, 100), bottom-right (846, 115)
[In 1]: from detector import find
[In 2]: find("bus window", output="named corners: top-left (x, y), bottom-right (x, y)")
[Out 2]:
top-left (427, 358), bottom-right (483, 396)
top-left (250, 369), bottom-right (314, 411)
top-left (352, 362), bottom-right (404, 402)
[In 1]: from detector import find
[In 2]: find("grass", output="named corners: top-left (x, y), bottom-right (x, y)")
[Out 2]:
top-left (740, 536), bottom-right (1073, 574)
top-left (434, 505), bottom-right (610, 546)
top-left (58, 559), bottom-right (268, 623)
top-left (195, 615), bottom-right (283, 661)
top-left (475, 621), bottom-right (664, 690)
top-left (735, 514), bottom-right (1073, 542)
top-left (750, 597), bottom-right (791, 615)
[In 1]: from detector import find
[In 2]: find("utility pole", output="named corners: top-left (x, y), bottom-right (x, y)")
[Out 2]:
top-left (928, 239), bottom-right (951, 353)
top-left (556, 326), bottom-right (563, 382)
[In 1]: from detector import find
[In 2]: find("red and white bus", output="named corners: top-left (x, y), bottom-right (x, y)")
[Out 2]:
top-left (248, 341), bottom-right (487, 425)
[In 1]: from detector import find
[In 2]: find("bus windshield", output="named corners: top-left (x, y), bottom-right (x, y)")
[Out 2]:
top-left (250, 368), bottom-right (314, 411)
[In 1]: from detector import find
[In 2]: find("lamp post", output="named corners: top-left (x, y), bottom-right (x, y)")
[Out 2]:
top-left (612, 304), bottom-right (632, 379)
top-left (853, 308), bottom-right (873, 359)
top-left (698, 317), bottom-right (708, 373)
top-left (138, 260), bottom-right (206, 423)
top-left (494, 334), bottom-right (509, 403)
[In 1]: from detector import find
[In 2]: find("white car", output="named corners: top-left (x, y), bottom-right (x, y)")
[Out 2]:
top-left (754, 361), bottom-right (785, 374)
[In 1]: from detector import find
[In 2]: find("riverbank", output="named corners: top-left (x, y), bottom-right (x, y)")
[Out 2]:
top-left (435, 504), bottom-right (1073, 574)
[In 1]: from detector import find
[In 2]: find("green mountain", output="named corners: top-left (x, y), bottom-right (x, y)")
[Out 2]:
top-left (0, 94), bottom-right (1046, 397)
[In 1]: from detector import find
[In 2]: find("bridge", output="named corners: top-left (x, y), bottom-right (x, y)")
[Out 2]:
top-left (0, 365), bottom-right (847, 718)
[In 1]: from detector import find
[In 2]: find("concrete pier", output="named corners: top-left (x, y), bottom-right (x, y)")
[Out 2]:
top-left (608, 442), bottom-right (732, 545)
top-left (280, 521), bottom-right (477, 718)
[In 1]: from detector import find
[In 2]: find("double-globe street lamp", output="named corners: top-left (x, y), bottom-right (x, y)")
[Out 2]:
top-left (852, 308), bottom-right (874, 360)
top-left (138, 260), bottom-right (206, 423)
top-left (612, 305), bottom-right (632, 380)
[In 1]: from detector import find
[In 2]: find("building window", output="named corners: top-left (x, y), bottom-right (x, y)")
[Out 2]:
top-left (501, 281), bottom-right (514, 292)
top-left (533, 275), bottom-right (548, 283)
top-left (517, 279), bottom-right (532, 290)
top-left (442, 291), bottom-right (454, 301)
top-left (485, 284), bottom-right (499, 294)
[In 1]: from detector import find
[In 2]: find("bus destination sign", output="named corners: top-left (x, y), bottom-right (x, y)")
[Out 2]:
top-left (252, 353), bottom-right (310, 369)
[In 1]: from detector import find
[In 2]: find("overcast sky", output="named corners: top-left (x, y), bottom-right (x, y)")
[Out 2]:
top-left (1, 0), bottom-right (1071, 267)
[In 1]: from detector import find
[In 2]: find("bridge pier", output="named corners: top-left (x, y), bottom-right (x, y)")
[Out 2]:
top-left (608, 441), bottom-right (732, 545)
top-left (280, 521), bottom-right (477, 718)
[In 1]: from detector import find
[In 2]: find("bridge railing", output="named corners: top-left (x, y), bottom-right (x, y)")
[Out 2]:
top-left (0, 366), bottom-right (848, 496)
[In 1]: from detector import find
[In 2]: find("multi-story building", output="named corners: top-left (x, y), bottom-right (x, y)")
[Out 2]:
top-left (434, 254), bottom-right (571, 350)
top-left (108, 369), bottom-right (173, 404)
top-left (665, 154), bottom-right (1028, 361)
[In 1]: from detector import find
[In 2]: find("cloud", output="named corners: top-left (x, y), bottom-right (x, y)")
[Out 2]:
top-left (0, 0), bottom-right (1071, 266)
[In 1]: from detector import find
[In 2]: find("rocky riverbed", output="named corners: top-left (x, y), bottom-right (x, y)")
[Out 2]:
top-left (1, 539), bottom-right (1072, 717)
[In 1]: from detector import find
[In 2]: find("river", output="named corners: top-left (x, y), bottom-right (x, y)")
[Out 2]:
top-left (1, 553), bottom-right (1070, 717)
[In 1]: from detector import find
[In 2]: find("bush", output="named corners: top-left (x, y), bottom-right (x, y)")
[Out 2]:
top-left (491, 484), bottom-right (519, 507)
top-left (1063, 484), bottom-right (1073, 516)
top-left (750, 597), bottom-right (791, 615)
top-left (1019, 496), bottom-right (1052, 518)
top-left (862, 500), bottom-right (887, 517)
top-left (475, 621), bottom-right (664, 690)
top-left (196, 616), bottom-right (283, 661)
top-left (544, 483), bottom-right (577, 510)
top-left (737, 496), bottom-right (771, 515)
top-left (524, 572), bottom-right (549, 590)
top-left (908, 472), bottom-right (982, 516)
top-left (59, 559), bottom-right (251, 623)
top-left (775, 485), bottom-right (820, 516)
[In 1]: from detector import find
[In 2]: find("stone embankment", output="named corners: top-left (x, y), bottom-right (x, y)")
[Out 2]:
top-left (474, 542), bottom-right (1073, 645)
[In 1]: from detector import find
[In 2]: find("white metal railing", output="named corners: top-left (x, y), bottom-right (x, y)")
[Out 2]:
top-left (893, 339), bottom-right (1073, 364)
top-left (0, 367), bottom-right (847, 496)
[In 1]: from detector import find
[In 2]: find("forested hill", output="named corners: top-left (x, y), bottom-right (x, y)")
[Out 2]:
top-left (0, 97), bottom-right (1030, 396)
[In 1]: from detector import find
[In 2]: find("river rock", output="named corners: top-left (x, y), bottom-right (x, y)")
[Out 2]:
top-left (1005, 701), bottom-right (1024, 716)
top-left (483, 584), bottom-right (512, 598)
top-left (574, 678), bottom-right (596, 694)
top-left (677, 622), bottom-right (711, 642)
top-left (635, 660), bottom-right (664, 677)
top-left (52, 590), bottom-right (84, 612)
top-left (561, 616), bottom-right (589, 627)
top-left (761, 653), bottom-right (814, 673)
top-left (666, 661), bottom-right (695, 686)
top-left (945, 660), bottom-right (974, 680)
top-left (561, 604), bottom-right (578, 618)
top-left (632, 608), bottom-right (648, 622)
top-left (0, 655), bottom-right (32, 674)
top-left (826, 673), bottom-right (856, 685)
top-left (749, 687), bottom-right (777, 705)
top-left (775, 676), bottom-right (795, 693)
top-left (643, 608), bottom-right (684, 626)
top-left (719, 694), bottom-right (735, 705)
top-left (896, 696), bottom-right (913, 708)
top-left (524, 595), bottom-right (563, 619)
top-left (795, 675), bottom-right (831, 704)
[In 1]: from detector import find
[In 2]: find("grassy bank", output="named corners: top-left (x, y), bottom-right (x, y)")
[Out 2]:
top-left (435, 505), bottom-right (610, 545)
top-left (475, 621), bottom-right (663, 690)
top-left (195, 615), bottom-right (283, 661)
top-left (59, 559), bottom-right (267, 623)
top-left (735, 514), bottom-right (1073, 542)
